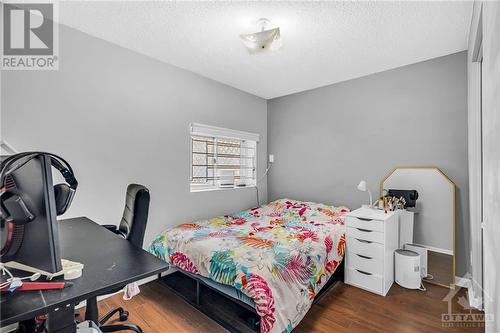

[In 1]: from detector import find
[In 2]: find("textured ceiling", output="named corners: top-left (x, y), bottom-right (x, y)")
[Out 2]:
top-left (58, 1), bottom-right (473, 99)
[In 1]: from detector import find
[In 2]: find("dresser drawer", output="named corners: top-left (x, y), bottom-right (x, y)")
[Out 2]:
top-left (347, 237), bottom-right (384, 260)
top-left (346, 267), bottom-right (383, 294)
top-left (346, 226), bottom-right (384, 243)
top-left (346, 251), bottom-right (383, 276)
top-left (345, 216), bottom-right (384, 232)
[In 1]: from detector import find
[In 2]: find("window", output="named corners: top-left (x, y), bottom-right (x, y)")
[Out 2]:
top-left (190, 123), bottom-right (259, 192)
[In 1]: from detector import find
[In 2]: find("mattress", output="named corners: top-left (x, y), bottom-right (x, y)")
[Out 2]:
top-left (149, 198), bottom-right (349, 333)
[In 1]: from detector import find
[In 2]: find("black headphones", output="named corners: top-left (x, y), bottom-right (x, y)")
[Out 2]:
top-left (0, 152), bottom-right (78, 224)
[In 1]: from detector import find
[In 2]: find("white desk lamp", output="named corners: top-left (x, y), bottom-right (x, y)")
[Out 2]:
top-left (357, 180), bottom-right (373, 208)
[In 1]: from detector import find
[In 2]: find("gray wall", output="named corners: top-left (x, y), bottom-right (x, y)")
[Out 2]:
top-left (0, 23), bottom-right (471, 279)
top-left (267, 52), bottom-right (469, 276)
top-left (1, 25), bottom-right (267, 248)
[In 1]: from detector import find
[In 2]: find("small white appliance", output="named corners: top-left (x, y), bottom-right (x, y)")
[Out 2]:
top-left (404, 243), bottom-right (428, 278)
top-left (218, 169), bottom-right (235, 188)
top-left (395, 249), bottom-right (422, 289)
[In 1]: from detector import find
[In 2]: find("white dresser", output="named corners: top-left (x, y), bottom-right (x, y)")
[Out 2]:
top-left (344, 207), bottom-right (399, 296)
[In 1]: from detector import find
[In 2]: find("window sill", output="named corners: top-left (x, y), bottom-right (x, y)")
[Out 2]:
top-left (190, 185), bottom-right (256, 193)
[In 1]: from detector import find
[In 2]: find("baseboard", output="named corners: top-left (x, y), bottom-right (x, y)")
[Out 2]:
top-left (467, 287), bottom-right (483, 310)
top-left (453, 276), bottom-right (484, 310)
top-left (413, 243), bottom-right (453, 256)
top-left (455, 276), bottom-right (470, 288)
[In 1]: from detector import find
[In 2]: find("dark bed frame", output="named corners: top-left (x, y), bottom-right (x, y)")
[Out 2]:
top-left (157, 260), bottom-right (344, 333)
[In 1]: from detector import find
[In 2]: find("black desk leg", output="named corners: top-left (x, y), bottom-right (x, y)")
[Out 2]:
top-left (84, 296), bottom-right (99, 323)
top-left (18, 319), bottom-right (36, 333)
top-left (46, 303), bottom-right (77, 333)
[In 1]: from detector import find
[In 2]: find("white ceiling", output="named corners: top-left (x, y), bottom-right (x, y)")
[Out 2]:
top-left (58, 1), bottom-right (473, 99)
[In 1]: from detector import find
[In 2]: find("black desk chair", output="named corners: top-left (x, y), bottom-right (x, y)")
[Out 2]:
top-left (85, 184), bottom-right (150, 333)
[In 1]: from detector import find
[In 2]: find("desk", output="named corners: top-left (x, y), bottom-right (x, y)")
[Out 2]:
top-left (0, 217), bottom-right (169, 331)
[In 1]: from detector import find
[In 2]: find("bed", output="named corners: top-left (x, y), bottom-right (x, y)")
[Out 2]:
top-left (148, 199), bottom-right (349, 333)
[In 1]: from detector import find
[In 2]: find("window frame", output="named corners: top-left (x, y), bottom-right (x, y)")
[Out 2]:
top-left (189, 123), bottom-right (259, 193)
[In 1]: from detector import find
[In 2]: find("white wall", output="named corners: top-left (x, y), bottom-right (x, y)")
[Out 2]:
top-left (467, 0), bottom-right (484, 310)
top-left (480, 2), bottom-right (500, 332)
top-left (0, 25), bottom-right (267, 248)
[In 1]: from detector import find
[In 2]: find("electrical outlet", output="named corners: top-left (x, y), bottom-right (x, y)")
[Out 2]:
top-left (269, 154), bottom-right (274, 163)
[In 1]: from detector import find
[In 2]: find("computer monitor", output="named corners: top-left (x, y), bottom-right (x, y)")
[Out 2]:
top-left (0, 155), bottom-right (62, 273)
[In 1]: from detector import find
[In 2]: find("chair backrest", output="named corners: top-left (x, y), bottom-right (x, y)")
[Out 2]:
top-left (118, 184), bottom-right (150, 248)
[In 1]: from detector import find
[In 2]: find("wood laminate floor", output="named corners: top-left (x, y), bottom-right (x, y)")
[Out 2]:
top-left (80, 281), bottom-right (485, 333)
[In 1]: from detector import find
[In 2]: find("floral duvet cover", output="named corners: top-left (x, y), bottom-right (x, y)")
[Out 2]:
top-left (149, 199), bottom-right (349, 333)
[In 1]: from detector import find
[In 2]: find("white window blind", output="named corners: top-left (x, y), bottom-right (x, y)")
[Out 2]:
top-left (190, 123), bottom-right (259, 192)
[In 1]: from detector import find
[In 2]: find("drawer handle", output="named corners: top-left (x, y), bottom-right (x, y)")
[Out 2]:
top-left (356, 269), bottom-right (373, 276)
top-left (357, 217), bottom-right (373, 222)
top-left (356, 228), bottom-right (372, 233)
top-left (355, 238), bottom-right (372, 244)
top-left (356, 254), bottom-right (373, 260)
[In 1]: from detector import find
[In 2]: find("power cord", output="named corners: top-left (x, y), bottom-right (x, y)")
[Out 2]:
top-left (255, 162), bottom-right (273, 207)
top-left (419, 273), bottom-right (433, 291)
top-left (1, 263), bottom-right (42, 290)
top-left (0, 264), bottom-right (14, 289)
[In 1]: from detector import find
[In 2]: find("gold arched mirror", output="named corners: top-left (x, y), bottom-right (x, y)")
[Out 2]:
top-left (381, 167), bottom-right (456, 289)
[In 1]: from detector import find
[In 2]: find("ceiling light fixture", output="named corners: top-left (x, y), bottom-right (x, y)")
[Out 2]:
top-left (240, 18), bottom-right (281, 53)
